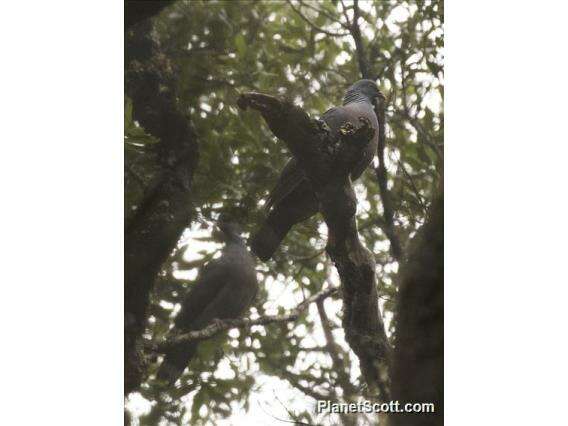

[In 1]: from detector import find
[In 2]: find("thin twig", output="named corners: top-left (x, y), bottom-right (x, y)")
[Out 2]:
top-left (257, 400), bottom-right (315, 426)
top-left (316, 294), bottom-right (357, 397)
top-left (339, 0), bottom-right (352, 28)
top-left (274, 392), bottom-right (315, 425)
top-left (286, 0), bottom-right (350, 37)
top-left (396, 157), bottom-right (428, 214)
top-left (298, 0), bottom-right (348, 29)
top-left (290, 248), bottom-right (326, 261)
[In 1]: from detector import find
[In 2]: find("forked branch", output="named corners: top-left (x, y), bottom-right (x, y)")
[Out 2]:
top-left (238, 91), bottom-right (392, 399)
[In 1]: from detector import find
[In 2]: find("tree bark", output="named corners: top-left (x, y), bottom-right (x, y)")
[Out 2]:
top-left (125, 19), bottom-right (199, 396)
top-left (390, 191), bottom-right (443, 426)
top-left (125, 0), bottom-right (173, 30)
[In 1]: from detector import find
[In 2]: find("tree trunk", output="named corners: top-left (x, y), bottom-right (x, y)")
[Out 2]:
top-left (390, 191), bottom-right (443, 426)
top-left (124, 16), bottom-right (199, 396)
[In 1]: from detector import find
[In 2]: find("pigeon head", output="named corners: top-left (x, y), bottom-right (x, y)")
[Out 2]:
top-left (214, 221), bottom-right (244, 244)
top-left (343, 79), bottom-right (385, 105)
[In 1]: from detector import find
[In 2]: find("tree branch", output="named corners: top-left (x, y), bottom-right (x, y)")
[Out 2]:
top-left (154, 286), bottom-right (338, 351)
top-left (374, 96), bottom-right (403, 261)
top-left (393, 110), bottom-right (443, 161)
top-left (238, 91), bottom-right (392, 398)
top-left (269, 363), bottom-right (330, 402)
top-left (345, 0), bottom-right (402, 261)
top-left (298, 0), bottom-right (348, 28)
top-left (339, 0), bottom-right (352, 28)
top-left (316, 298), bottom-right (357, 397)
top-left (286, 0), bottom-right (350, 37)
top-left (396, 157), bottom-right (428, 215)
top-left (350, 0), bottom-right (372, 79)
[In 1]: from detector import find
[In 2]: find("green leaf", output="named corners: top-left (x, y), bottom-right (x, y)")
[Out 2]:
top-left (234, 34), bottom-right (246, 56)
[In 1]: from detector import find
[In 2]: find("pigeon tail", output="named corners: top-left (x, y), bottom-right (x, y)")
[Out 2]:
top-left (250, 219), bottom-right (292, 261)
top-left (157, 342), bottom-right (198, 386)
top-left (264, 161), bottom-right (306, 213)
top-left (252, 183), bottom-right (319, 260)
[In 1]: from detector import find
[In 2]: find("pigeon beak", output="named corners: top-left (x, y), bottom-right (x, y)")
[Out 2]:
top-left (373, 91), bottom-right (386, 108)
top-left (212, 224), bottom-right (224, 240)
top-left (195, 213), bottom-right (209, 228)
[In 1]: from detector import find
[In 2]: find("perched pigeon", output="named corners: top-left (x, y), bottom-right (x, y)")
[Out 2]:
top-left (251, 79), bottom-right (383, 260)
top-left (157, 222), bottom-right (258, 385)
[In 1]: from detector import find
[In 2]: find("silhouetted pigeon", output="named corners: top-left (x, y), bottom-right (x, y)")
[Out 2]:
top-left (251, 79), bottom-right (384, 260)
top-left (157, 222), bottom-right (258, 385)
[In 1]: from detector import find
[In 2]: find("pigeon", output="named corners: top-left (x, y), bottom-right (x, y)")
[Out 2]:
top-left (157, 221), bottom-right (258, 385)
top-left (251, 79), bottom-right (383, 260)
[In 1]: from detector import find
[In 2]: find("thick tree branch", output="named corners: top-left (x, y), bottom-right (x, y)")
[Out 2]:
top-left (125, 0), bottom-right (172, 30)
top-left (238, 92), bottom-right (392, 398)
top-left (155, 286), bottom-right (338, 351)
